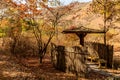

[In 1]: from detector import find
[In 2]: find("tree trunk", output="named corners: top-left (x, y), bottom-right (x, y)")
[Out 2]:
top-left (11, 38), bottom-right (17, 54)
top-left (40, 57), bottom-right (43, 63)
top-left (38, 48), bottom-right (43, 63)
top-left (104, 1), bottom-right (107, 46)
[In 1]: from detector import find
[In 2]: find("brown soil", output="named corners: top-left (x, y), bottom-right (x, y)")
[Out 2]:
top-left (0, 52), bottom-right (108, 80)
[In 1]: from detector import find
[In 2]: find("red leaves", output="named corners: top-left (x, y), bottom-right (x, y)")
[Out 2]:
top-left (69, 26), bottom-right (76, 30)
top-left (4, 0), bottom-right (50, 19)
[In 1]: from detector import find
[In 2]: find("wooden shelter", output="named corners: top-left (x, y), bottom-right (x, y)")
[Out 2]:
top-left (62, 26), bottom-right (114, 68)
top-left (62, 26), bottom-right (105, 46)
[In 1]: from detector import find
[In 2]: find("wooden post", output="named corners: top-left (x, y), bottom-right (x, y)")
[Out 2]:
top-left (76, 33), bottom-right (87, 46)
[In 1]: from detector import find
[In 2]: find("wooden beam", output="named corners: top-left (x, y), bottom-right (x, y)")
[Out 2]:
top-left (76, 33), bottom-right (87, 46)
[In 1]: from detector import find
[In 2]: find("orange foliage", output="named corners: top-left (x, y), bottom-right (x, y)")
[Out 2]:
top-left (6, 0), bottom-right (46, 19)
top-left (17, 4), bottom-right (27, 12)
top-left (28, 0), bottom-right (36, 4)
top-left (4, 0), bottom-right (11, 3)
top-left (0, 19), bottom-right (8, 28)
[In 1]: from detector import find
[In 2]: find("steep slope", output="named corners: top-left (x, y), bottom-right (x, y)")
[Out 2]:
top-left (43, 1), bottom-right (120, 49)
top-left (62, 2), bottom-right (104, 29)
top-left (63, 2), bottom-right (120, 40)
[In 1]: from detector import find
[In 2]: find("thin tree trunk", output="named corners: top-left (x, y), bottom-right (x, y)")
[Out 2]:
top-left (104, 0), bottom-right (107, 45)
top-left (11, 38), bottom-right (16, 54)
top-left (40, 57), bottom-right (43, 63)
top-left (104, 0), bottom-right (108, 67)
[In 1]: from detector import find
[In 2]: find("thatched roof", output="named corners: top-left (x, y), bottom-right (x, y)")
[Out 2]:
top-left (62, 26), bottom-right (105, 34)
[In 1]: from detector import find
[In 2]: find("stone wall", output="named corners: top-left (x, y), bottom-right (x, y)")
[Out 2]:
top-left (51, 43), bottom-right (87, 77)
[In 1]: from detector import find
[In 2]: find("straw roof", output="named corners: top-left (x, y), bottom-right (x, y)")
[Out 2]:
top-left (62, 26), bottom-right (105, 34)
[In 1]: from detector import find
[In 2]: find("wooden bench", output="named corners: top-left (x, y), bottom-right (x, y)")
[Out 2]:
top-left (86, 55), bottom-right (99, 62)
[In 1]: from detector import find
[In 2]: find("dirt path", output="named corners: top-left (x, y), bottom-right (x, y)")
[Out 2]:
top-left (0, 52), bottom-right (111, 80)
top-left (0, 53), bottom-right (33, 80)
top-left (0, 53), bottom-right (77, 80)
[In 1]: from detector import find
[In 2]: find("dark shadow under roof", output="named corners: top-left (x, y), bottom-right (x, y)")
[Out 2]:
top-left (62, 26), bottom-right (105, 34)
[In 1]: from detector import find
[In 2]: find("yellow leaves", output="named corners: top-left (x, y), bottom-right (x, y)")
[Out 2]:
top-left (115, 2), bottom-right (120, 15)
top-left (106, 29), bottom-right (118, 40)
top-left (0, 19), bottom-right (9, 29)
top-left (42, 0), bottom-right (48, 3)
top-left (107, 29), bottom-right (117, 35)
top-left (91, 1), bottom-right (104, 14)
top-left (91, 0), bottom-right (120, 20)
top-left (9, 7), bottom-right (14, 11)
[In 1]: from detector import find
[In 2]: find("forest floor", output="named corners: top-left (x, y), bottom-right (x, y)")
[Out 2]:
top-left (0, 51), bottom-right (113, 80)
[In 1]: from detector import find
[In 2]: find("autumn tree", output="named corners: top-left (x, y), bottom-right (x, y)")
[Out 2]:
top-left (90, 0), bottom-right (120, 68)
top-left (91, 0), bottom-right (120, 45)
top-left (14, 0), bottom-right (62, 63)
top-left (29, 1), bottom-right (71, 62)
top-left (0, 0), bottom-right (20, 53)
top-left (8, 17), bottom-right (22, 54)
top-left (0, 0), bottom-right (71, 63)
top-left (0, 0), bottom-right (24, 54)
top-left (16, 0), bottom-right (54, 63)
top-left (45, 4), bottom-right (73, 44)
top-left (0, 0), bottom-right (46, 61)
top-left (0, 0), bottom-right (10, 45)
